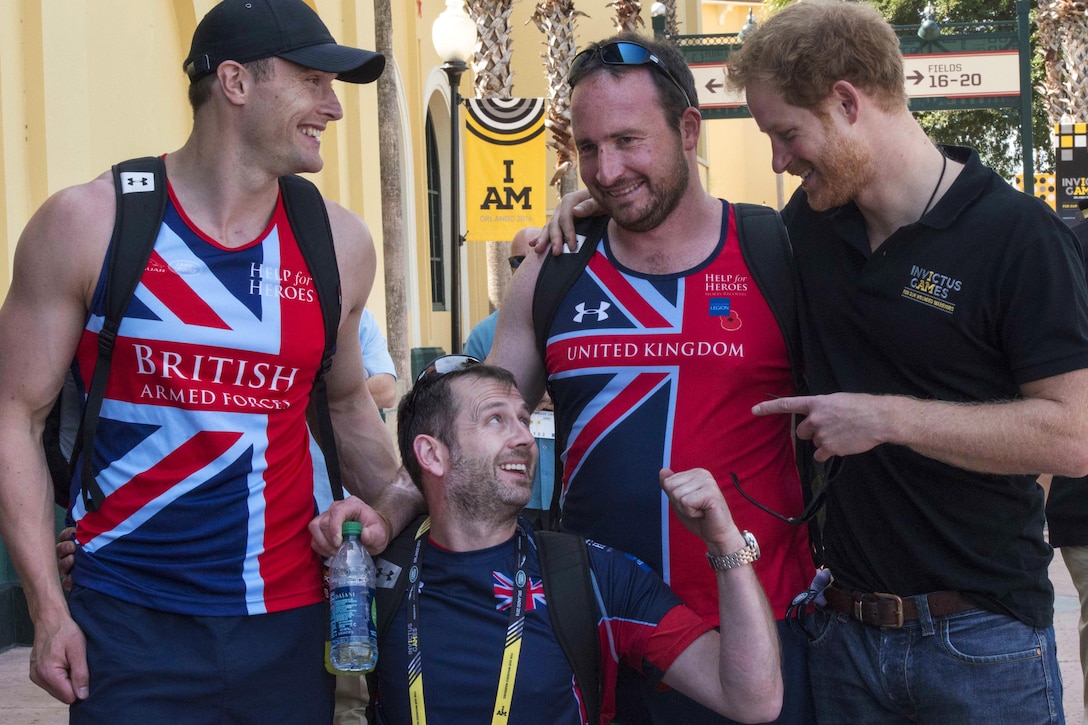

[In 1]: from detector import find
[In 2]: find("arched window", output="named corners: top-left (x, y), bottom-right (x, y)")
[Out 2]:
top-left (425, 114), bottom-right (445, 311)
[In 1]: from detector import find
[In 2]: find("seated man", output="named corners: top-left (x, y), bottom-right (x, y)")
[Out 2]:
top-left (309, 356), bottom-right (782, 724)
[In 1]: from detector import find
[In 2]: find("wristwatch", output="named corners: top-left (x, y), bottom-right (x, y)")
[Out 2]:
top-left (706, 531), bottom-right (760, 571)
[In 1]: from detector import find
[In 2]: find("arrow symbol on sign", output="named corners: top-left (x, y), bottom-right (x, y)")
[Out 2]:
top-left (705, 78), bottom-right (723, 94)
top-left (906, 70), bottom-right (924, 85)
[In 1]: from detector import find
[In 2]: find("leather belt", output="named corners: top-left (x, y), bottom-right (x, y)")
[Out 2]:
top-left (823, 586), bottom-right (976, 629)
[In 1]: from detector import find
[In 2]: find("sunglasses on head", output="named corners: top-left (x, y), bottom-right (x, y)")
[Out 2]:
top-left (508, 255), bottom-right (526, 271)
top-left (414, 354), bottom-right (482, 387)
top-left (569, 40), bottom-right (693, 110)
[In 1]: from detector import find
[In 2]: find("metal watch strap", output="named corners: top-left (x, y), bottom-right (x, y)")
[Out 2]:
top-left (706, 530), bottom-right (760, 571)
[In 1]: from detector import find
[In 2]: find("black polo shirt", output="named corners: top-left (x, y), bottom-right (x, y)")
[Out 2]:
top-left (783, 146), bottom-right (1088, 627)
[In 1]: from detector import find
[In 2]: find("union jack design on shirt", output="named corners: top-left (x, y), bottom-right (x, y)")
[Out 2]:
top-left (493, 571), bottom-right (547, 611)
top-left (70, 186), bottom-right (327, 617)
top-left (545, 203), bottom-right (813, 622)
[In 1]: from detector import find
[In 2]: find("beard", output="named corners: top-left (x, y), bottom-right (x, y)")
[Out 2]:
top-left (798, 121), bottom-right (874, 212)
top-left (446, 443), bottom-right (534, 523)
top-left (590, 134), bottom-right (690, 233)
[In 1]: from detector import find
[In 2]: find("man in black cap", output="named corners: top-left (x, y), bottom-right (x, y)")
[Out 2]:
top-left (0, 1), bottom-right (422, 721)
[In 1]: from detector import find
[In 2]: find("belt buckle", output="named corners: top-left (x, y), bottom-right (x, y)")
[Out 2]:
top-left (855, 592), bottom-right (904, 628)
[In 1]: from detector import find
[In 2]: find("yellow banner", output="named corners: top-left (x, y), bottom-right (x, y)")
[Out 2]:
top-left (463, 98), bottom-right (547, 242)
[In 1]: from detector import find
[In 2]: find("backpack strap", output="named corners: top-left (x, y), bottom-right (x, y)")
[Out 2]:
top-left (733, 202), bottom-right (825, 565)
top-left (733, 203), bottom-right (802, 394)
top-left (532, 214), bottom-right (609, 531)
top-left (366, 514), bottom-right (431, 719)
top-left (79, 156), bottom-right (167, 512)
top-left (532, 214), bottom-right (609, 362)
top-left (279, 174), bottom-right (344, 502)
top-left (536, 530), bottom-right (601, 725)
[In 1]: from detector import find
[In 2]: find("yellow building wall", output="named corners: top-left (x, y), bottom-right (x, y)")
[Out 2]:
top-left (697, 1), bottom-right (799, 209)
top-left (0, 1), bottom-right (388, 326)
top-left (0, 1), bottom-right (784, 358)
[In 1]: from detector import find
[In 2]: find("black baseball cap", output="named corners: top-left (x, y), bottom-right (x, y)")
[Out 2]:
top-left (183, 0), bottom-right (385, 84)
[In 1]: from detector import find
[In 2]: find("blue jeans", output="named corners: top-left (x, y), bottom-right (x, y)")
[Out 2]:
top-left (807, 602), bottom-right (1064, 724)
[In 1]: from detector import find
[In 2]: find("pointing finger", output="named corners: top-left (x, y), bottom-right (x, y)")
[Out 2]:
top-left (751, 396), bottom-right (812, 416)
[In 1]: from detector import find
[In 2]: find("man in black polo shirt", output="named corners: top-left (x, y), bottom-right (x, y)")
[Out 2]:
top-left (540, 4), bottom-right (1088, 719)
top-left (729, 2), bottom-right (1088, 722)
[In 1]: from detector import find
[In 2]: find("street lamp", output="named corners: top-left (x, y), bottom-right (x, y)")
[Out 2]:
top-left (650, 2), bottom-right (667, 38)
top-left (918, 4), bottom-right (941, 41)
top-left (432, 0), bottom-right (476, 353)
top-left (738, 8), bottom-right (757, 42)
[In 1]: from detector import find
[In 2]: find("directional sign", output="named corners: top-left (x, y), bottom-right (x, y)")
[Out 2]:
top-left (690, 63), bottom-right (745, 110)
top-left (902, 50), bottom-right (1019, 99)
top-left (665, 6), bottom-right (1035, 184)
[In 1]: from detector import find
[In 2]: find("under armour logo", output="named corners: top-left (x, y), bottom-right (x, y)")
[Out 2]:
top-left (374, 560), bottom-right (403, 588)
top-left (573, 301), bottom-right (611, 323)
top-left (119, 172), bottom-right (155, 194)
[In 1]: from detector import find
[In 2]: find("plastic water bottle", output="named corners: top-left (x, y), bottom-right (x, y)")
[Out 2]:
top-left (328, 521), bottom-right (378, 673)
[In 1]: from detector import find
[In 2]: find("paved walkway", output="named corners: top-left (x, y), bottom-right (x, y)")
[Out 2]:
top-left (1, 553), bottom-right (1084, 724)
top-left (1054, 543), bottom-right (1086, 725)
top-left (0, 646), bottom-right (66, 725)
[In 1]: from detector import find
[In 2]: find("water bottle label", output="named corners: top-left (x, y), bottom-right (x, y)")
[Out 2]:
top-left (330, 584), bottom-right (377, 642)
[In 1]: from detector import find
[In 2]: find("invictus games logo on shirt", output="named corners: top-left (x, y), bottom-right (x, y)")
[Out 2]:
top-left (901, 264), bottom-right (962, 314)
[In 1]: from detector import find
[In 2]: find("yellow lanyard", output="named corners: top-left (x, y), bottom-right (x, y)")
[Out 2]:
top-left (407, 519), bottom-right (529, 725)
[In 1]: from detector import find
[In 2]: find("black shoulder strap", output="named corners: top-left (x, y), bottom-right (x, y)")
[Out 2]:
top-left (536, 530), bottom-right (601, 725)
top-left (733, 202), bottom-right (802, 394)
top-left (279, 174), bottom-right (343, 502)
top-left (80, 156), bottom-right (167, 512)
top-left (366, 514), bottom-right (430, 713)
top-left (372, 514), bottom-right (426, 643)
top-left (532, 215), bottom-right (609, 530)
top-left (532, 214), bottom-right (609, 362)
top-left (734, 202), bottom-right (825, 565)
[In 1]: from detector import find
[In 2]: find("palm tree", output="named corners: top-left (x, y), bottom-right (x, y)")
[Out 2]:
top-left (532, 0), bottom-right (586, 195)
top-left (1036, 0), bottom-right (1066, 126)
top-left (1048, 0), bottom-right (1088, 122)
top-left (466, 0), bottom-right (516, 312)
top-left (468, 0), bottom-right (516, 98)
top-left (374, 0), bottom-right (408, 380)
top-left (608, 0), bottom-right (644, 32)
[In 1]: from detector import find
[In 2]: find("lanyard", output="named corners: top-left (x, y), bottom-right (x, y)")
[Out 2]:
top-left (406, 518), bottom-right (529, 725)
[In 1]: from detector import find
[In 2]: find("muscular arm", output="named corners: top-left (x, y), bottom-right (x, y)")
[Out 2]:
top-left (485, 250), bottom-right (548, 410)
top-left (0, 176), bottom-right (114, 703)
top-left (752, 367), bottom-right (1088, 476)
top-left (659, 468), bottom-right (783, 723)
top-left (324, 203), bottom-right (422, 545)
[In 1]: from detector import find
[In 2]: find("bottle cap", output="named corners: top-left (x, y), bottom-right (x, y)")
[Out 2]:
top-left (342, 521), bottom-right (363, 536)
